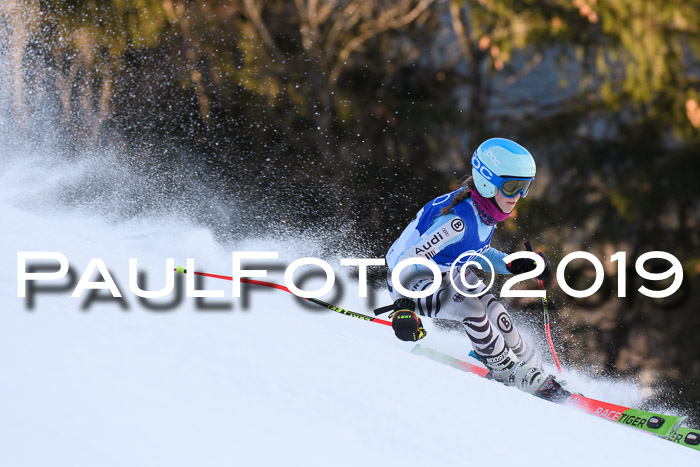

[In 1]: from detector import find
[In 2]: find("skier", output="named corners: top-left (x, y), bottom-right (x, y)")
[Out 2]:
top-left (385, 137), bottom-right (569, 401)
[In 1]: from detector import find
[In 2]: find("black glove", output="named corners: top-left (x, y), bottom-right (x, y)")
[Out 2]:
top-left (391, 299), bottom-right (426, 341)
top-left (506, 252), bottom-right (551, 280)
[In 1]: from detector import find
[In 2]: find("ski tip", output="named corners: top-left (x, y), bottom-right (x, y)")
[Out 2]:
top-left (175, 266), bottom-right (186, 274)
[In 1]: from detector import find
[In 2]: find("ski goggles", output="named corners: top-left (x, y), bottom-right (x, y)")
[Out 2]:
top-left (492, 174), bottom-right (534, 198)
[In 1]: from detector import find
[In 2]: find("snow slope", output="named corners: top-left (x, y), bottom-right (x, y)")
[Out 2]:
top-left (1, 153), bottom-right (698, 467)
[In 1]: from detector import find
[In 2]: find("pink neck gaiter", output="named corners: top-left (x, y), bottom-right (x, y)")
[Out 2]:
top-left (470, 189), bottom-right (511, 225)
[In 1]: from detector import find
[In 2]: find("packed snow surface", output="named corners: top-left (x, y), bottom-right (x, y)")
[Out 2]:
top-left (1, 155), bottom-right (698, 467)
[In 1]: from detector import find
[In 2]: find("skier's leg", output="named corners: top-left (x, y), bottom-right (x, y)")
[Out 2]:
top-left (388, 267), bottom-right (568, 401)
top-left (391, 269), bottom-right (509, 358)
top-left (435, 268), bottom-right (568, 401)
top-left (478, 292), bottom-right (542, 368)
top-left (388, 268), bottom-right (505, 356)
top-left (393, 272), bottom-right (503, 355)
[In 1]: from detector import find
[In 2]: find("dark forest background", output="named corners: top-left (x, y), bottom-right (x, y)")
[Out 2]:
top-left (2, 0), bottom-right (700, 419)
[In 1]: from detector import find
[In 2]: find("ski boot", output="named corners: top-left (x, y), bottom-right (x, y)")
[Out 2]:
top-left (478, 347), bottom-right (571, 403)
top-left (536, 375), bottom-right (572, 403)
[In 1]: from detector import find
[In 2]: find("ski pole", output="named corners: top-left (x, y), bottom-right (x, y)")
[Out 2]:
top-left (524, 242), bottom-right (563, 373)
top-left (174, 266), bottom-right (393, 327)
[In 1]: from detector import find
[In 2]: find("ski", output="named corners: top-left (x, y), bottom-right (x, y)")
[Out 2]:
top-left (410, 344), bottom-right (686, 441)
top-left (669, 426), bottom-right (700, 451)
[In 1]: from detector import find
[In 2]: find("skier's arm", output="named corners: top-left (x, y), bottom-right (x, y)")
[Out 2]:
top-left (475, 247), bottom-right (552, 279)
top-left (391, 213), bottom-right (465, 287)
top-left (473, 247), bottom-right (510, 274)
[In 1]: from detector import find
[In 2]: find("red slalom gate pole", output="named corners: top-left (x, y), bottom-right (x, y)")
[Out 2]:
top-left (524, 242), bottom-right (563, 374)
top-left (174, 267), bottom-right (393, 327)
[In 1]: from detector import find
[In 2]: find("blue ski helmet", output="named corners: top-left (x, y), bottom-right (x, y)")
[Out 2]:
top-left (471, 138), bottom-right (536, 198)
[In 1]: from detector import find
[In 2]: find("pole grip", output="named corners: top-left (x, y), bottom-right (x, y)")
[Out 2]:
top-left (524, 240), bottom-right (533, 252)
